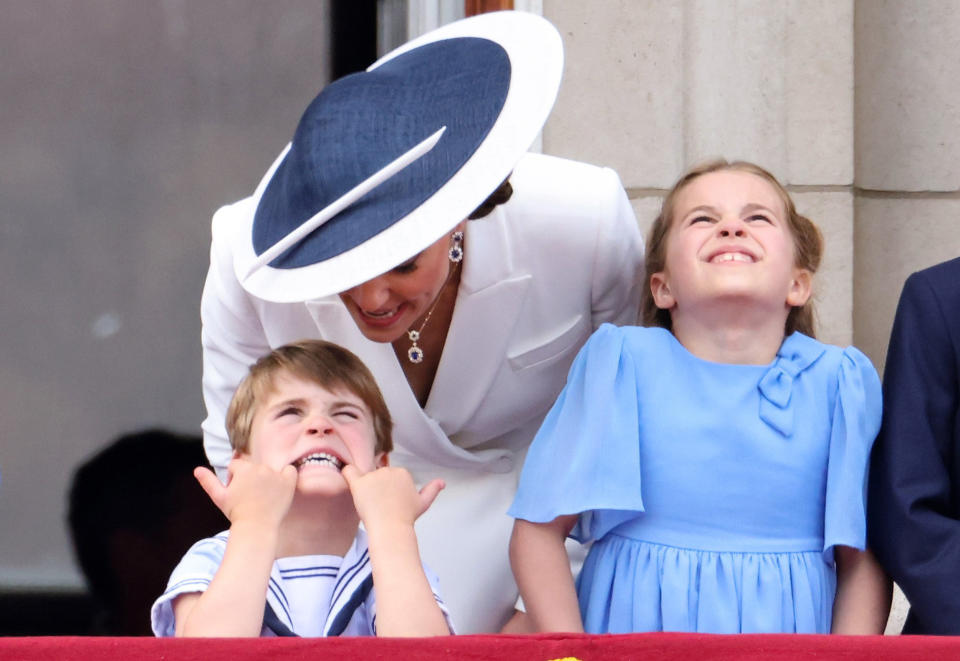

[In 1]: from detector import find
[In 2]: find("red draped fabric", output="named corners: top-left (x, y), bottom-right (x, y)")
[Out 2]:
top-left (3, 633), bottom-right (958, 660)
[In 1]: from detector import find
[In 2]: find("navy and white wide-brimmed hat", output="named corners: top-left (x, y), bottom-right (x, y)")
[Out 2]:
top-left (232, 10), bottom-right (563, 303)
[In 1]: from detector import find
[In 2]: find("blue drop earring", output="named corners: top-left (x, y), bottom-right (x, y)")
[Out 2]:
top-left (448, 231), bottom-right (464, 263)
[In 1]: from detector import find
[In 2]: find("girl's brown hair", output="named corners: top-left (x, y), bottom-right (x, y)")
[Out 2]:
top-left (641, 160), bottom-right (823, 337)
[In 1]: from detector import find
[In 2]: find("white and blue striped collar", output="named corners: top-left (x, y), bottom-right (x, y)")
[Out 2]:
top-left (262, 529), bottom-right (373, 637)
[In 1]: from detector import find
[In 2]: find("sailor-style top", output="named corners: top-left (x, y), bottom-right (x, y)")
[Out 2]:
top-left (151, 528), bottom-right (453, 636)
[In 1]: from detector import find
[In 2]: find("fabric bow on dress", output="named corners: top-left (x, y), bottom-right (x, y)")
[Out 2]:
top-left (758, 333), bottom-right (826, 437)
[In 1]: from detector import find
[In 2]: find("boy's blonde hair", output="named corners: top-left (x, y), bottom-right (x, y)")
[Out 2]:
top-left (641, 159), bottom-right (823, 338)
top-left (226, 340), bottom-right (393, 455)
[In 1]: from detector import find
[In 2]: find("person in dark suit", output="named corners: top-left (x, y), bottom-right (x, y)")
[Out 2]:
top-left (869, 256), bottom-right (960, 634)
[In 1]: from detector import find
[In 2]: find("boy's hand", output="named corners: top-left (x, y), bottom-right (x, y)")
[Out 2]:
top-left (341, 464), bottom-right (444, 530)
top-left (342, 465), bottom-right (451, 637)
top-left (194, 456), bottom-right (297, 529)
top-left (178, 458), bottom-right (296, 637)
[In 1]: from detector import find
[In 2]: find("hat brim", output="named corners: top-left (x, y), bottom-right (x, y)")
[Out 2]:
top-left (232, 11), bottom-right (563, 303)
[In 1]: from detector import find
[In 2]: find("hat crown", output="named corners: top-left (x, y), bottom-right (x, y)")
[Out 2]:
top-left (253, 37), bottom-right (511, 269)
top-left (235, 11), bottom-right (564, 303)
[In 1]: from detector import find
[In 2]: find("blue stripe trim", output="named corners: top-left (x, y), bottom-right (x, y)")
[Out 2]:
top-left (278, 564), bottom-right (339, 574)
top-left (325, 574), bottom-right (374, 636)
top-left (263, 602), bottom-right (298, 637)
top-left (266, 578), bottom-right (292, 623)
top-left (331, 549), bottom-right (369, 604)
top-left (283, 571), bottom-right (337, 581)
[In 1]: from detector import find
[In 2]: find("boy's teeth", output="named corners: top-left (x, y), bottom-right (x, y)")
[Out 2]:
top-left (295, 452), bottom-right (344, 471)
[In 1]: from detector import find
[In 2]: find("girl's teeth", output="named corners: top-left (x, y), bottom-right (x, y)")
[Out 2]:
top-left (713, 252), bottom-right (752, 263)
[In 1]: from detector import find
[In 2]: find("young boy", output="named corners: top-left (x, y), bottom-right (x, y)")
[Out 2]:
top-left (151, 340), bottom-right (452, 637)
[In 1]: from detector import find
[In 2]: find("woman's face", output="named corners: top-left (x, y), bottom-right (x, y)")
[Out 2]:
top-left (338, 227), bottom-right (461, 344)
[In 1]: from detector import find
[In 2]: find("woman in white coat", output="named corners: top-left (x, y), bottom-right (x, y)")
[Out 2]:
top-left (200, 12), bottom-right (643, 633)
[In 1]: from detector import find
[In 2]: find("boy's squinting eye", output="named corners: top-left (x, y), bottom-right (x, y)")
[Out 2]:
top-left (333, 409), bottom-right (360, 420)
top-left (747, 214), bottom-right (773, 224)
top-left (277, 406), bottom-right (302, 418)
top-left (689, 215), bottom-right (714, 225)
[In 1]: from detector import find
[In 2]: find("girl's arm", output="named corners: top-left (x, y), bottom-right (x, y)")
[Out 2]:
top-left (174, 459), bottom-right (296, 637)
top-left (510, 515), bottom-right (583, 633)
top-left (342, 465), bottom-right (450, 636)
top-left (831, 546), bottom-right (892, 634)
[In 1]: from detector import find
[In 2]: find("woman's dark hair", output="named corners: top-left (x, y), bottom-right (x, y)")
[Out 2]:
top-left (468, 178), bottom-right (513, 219)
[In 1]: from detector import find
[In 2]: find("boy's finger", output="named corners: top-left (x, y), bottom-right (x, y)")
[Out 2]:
top-left (279, 464), bottom-right (298, 484)
top-left (417, 478), bottom-right (445, 514)
top-left (340, 464), bottom-right (358, 486)
top-left (193, 466), bottom-right (224, 502)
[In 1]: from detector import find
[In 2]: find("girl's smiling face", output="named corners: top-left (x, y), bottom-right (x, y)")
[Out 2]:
top-left (650, 170), bottom-right (811, 322)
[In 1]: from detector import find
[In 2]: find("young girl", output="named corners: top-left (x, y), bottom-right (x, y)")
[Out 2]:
top-left (508, 161), bottom-right (890, 635)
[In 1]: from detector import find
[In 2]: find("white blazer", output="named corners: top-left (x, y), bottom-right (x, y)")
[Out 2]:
top-left (200, 152), bottom-right (644, 633)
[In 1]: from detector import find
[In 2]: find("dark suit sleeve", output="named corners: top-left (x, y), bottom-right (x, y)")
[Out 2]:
top-left (868, 267), bottom-right (960, 634)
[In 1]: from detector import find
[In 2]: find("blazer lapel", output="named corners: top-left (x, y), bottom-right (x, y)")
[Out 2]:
top-left (426, 277), bottom-right (529, 433)
top-left (426, 212), bottom-right (529, 434)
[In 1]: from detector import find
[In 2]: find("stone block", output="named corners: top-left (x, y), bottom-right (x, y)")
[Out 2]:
top-left (785, 0), bottom-right (854, 185)
top-left (854, 195), bottom-right (960, 371)
top-left (682, 0), bottom-right (789, 173)
top-left (685, 0), bottom-right (853, 185)
top-left (855, 1), bottom-right (960, 191)
top-left (544, 1), bottom-right (853, 188)
top-left (543, 0), bottom-right (685, 189)
top-left (887, 585), bottom-right (909, 635)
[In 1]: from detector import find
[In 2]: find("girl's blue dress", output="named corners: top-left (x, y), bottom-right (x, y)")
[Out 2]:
top-left (508, 324), bottom-right (881, 634)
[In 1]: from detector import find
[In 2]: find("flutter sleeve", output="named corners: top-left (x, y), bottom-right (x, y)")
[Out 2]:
top-left (508, 323), bottom-right (645, 543)
top-left (822, 346), bottom-right (882, 560)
